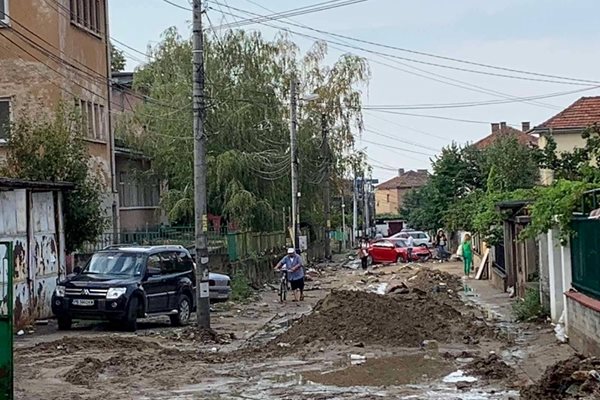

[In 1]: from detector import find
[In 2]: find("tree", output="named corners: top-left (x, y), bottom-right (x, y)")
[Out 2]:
top-left (0, 105), bottom-right (108, 252)
top-left (123, 28), bottom-right (369, 231)
top-left (111, 42), bottom-right (126, 73)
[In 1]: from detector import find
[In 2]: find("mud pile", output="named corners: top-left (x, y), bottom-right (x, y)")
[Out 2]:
top-left (465, 353), bottom-right (516, 381)
top-left (275, 289), bottom-right (495, 348)
top-left (408, 267), bottom-right (464, 293)
top-left (19, 335), bottom-right (161, 354)
top-left (521, 355), bottom-right (600, 399)
top-left (143, 327), bottom-right (235, 344)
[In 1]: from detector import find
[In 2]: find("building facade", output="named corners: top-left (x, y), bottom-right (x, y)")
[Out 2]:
top-left (375, 169), bottom-right (428, 216)
top-left (0, 0), bottom-right (116, 227)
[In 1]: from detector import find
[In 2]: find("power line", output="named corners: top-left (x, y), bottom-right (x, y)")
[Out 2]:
top-left (160, 0), bottom-right (192, 11)
top-left (364, 128), bottom-right (441, 152)
top-left (360, 137), bottom-right (436, 157)
top-left (212, 2), bottom-right (597, 87)
top-left (365, 109), bottom-right (495, 125)
top-left (215, 0), bottom-right (366, 30)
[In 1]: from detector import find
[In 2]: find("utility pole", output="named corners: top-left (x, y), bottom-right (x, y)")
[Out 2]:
top-left (364, 177), bottom-right (370, 239)
top-left (341, 195), bottom-right (347, 250)
top-left (321, 113), bottom-right (331, 259)
top-left (289, 77), bottom-right (300, 250)
top-left (352, 168), bottom-right (358, 245)
top-left (192, 0), bottom-right (210, 329)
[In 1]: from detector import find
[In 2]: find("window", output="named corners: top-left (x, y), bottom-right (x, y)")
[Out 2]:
top-left (159, 252), bottom-right (177, 274)
top-left (75, 99), bottom-right (106, 140)
top-left (0, 99), bottom-right (9, 139)
top-left (175, 252), bottom-right (194, 273)
top-left (386, 194), bottom-right (390, 202)
top-left (0, 0), bottom-right (9, 25)
top-left (119, 171), bottom-right (160, 208)
top-left (146, 255), bottom-right (161, 276)
top-left (70, 0), bottom-right (103, 35)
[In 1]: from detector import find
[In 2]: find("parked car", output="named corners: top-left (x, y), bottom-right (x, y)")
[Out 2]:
top-left (389, 230), bottom-right (432, 247)
top-left (52, 245), bottom-right (231, 332)
top-left (368, 239), bottom-right (432, 264)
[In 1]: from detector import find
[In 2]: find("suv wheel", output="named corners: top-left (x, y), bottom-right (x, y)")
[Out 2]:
top-left (170, 294), bottom-right (191, 327)
top-left (57, 316), bottom-right (72, 330)
top-left (123, 296), bottom-right (139, 332)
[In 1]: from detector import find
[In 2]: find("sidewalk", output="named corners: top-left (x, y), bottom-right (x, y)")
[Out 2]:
top-left (437, 260), bottom-right (575, 383)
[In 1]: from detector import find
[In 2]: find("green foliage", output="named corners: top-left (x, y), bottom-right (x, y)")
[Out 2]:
top-left (110, 42), bottom-right (126, 73)
top-left (0, 105), bottom-right (108, 252)
top-left (513, 287), bottom-right (547, 321)
top-left (230, 273), bottom-right (253, 303)
top-left (122, 28), bottom-right (369, 233)
top-left (522, 180), bottom-right (592, 243)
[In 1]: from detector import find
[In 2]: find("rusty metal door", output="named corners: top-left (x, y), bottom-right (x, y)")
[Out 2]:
top-left (0, 242), bottom-right (13, 400)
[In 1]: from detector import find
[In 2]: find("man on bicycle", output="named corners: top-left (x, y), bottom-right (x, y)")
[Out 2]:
top-left (275, 248), bottom-right (305, 302)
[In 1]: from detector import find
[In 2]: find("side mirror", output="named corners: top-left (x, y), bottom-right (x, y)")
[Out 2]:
top-left (73, 266), bottom-right (82, 274)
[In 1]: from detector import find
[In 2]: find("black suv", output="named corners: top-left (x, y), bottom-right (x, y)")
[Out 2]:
top-left (52, 245), bottom-right (196, 331)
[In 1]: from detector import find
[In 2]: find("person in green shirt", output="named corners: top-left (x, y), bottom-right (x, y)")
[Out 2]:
top-left (462, 233), bottom-right (473, 277)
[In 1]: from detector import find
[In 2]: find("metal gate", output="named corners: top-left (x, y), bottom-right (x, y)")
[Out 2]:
top-left (0, 242), bottom-right (13, 400)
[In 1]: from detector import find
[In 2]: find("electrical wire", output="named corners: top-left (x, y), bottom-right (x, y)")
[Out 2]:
top-left (212, 2), bottom-right (597, 87)
top-left (363, 128), bottom-right (441, 152)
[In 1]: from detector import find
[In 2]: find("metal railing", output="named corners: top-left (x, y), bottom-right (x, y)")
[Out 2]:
top-left (571, 218), bottom-right (600, 300)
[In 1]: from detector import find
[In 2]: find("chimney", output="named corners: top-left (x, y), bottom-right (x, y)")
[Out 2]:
top-left (500, 122), bottom-right (507, 131)
top-left (491, 123), bottom-right (500, 133)
top-left (398, 168), bottom-right (405, 176)
top-left (521, 121), bottom-right (531, 132)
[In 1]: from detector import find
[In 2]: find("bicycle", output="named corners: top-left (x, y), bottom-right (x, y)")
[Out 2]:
top-left (278, 269), bottom-right (289, 302)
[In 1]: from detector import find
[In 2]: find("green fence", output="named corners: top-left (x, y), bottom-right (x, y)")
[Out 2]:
top-left (571, 218), bottom-right (600, 300)
top-left (226, 231), bottom-right (287, 262)
top-left (0, 242), bottom-right (13, 400)
top-left (80, 227), bottom-right (287, 262)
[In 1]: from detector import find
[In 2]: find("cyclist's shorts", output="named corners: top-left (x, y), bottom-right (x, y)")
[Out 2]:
top-left (290, 278), bottom-right (305, 291)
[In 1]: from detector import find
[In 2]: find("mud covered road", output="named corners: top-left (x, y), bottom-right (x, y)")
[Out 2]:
top-left (15, 258), bottom-right (577, 399)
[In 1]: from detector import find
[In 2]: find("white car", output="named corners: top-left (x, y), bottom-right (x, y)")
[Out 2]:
top-left (389, 231), bottom-right (431, 247)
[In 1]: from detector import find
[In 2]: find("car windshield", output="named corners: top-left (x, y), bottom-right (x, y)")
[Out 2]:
top-left (84, 252), bottom-right (146, 276)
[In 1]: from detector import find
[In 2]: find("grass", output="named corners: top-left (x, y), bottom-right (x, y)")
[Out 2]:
top-left (230, 274), bottom-right (254, 303)
top-left (512, 286), bottom-right (547, 321)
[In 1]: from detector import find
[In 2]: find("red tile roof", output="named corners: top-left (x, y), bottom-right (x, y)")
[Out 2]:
top-left (537, 96), bottom-right (600, 130)
top-left (377, 170), bottom-right (429, 190)
top-left (473, 125), bottom-right (538, 150)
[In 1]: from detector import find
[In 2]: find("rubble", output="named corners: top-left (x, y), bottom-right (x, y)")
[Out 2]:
top-left (464, 353), bottom-right (516, 381)
top-left (521, 355), bottom-right (600, 399)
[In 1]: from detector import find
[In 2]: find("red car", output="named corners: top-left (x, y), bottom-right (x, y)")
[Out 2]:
top-left (368, 239), bottom-right (431, 264)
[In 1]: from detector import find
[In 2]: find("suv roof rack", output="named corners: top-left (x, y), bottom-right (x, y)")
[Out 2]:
top-left (101, 244), bottom-right (187, 251)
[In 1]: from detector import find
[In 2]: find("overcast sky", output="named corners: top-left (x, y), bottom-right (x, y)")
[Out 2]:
top-left (109, 0), bottom-right (600, 183)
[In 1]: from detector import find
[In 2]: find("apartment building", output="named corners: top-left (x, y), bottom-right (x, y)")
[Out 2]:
top-left (0, 0), bottom-right (116, 226)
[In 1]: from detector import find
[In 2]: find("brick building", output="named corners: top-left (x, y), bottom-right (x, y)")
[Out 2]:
top-left (0, 0), bottom-right (116, 228)
top-left (375, 169), bottom-right (429, 215)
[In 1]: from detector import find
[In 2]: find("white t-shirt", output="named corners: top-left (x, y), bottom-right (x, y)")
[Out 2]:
top-left (407, 236), bottom-right (414, 247)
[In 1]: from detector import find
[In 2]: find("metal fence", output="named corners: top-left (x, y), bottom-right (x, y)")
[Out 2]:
top-left (0, 242), bottom-right (13, 399)
top-left (571, 218), bottom-right (600, 300)
top-left (79, 226), bottom-right (287, 262)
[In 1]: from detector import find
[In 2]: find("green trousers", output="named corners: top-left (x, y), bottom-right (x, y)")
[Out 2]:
top-left (463, 254), bottom-right (473, 275)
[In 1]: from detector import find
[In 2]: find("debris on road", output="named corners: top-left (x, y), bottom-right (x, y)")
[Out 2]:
top-left (464, 353), bottom-right (516, 382)
top-left (521, 354), bottom-right (600, 399)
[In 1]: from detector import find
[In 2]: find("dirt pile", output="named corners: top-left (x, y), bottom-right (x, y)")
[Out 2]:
top-left (408, 267), bottom-right (463, 293)
top-left (465, 353), bottom-right (516, 381)
top-left (274, 289), bottom-right (496, 348)
top-left (64, 357), bottom-right (105, 386)
top-left (521, 355), bottom-right (600, 399)
top-left (19, 335), bottom-right (161, 355)
top-left (143, 327), bottom-right (235, 344)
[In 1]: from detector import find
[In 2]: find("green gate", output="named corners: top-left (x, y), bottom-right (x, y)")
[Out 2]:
top-left (0, 242), bottom-right (13, 400)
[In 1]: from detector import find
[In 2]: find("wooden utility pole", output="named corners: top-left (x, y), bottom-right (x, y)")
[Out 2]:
top-left (290, 77), bottom-right (300, 249)
top-left (322, 113), bottom-right (331, 259)
top-left (192, 0), bottom-right (210, 329)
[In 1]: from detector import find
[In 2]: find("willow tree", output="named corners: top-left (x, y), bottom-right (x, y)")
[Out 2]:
top-left (125, 27), bottom-right (369, 231)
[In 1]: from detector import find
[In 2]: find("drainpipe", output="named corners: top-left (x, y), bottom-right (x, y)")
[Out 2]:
top-left (104, 0), bottom-right (119, 239)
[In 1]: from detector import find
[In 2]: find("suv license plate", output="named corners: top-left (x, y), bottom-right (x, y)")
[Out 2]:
top-left (72, 299), bottom-right (95, 306)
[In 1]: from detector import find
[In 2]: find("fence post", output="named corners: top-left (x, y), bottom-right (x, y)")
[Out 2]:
top-left (227, 233), bottom-right (238, 262)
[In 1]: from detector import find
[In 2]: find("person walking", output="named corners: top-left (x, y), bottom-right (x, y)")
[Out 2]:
top-left (406, 234), bottom-right (414, 263)
top-left (462, 233), bottom-right (473, 278)
top-left (435, 229), bottom-right (448, 261)
top-left (358, 238), bottom-right (369, 270)
top-left (275, 248), bottom-right (305, 301)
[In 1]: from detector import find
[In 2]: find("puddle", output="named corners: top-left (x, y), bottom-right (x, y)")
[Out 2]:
top-left (303, 354), bottom-right (455, 387)
top-left (442, 370), bottom-right (478, 383)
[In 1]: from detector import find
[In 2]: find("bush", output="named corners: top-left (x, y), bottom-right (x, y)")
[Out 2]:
top-left (513, 287), bottom-right (546, 321)
top-left (230, 274), bottom-right (253, 303)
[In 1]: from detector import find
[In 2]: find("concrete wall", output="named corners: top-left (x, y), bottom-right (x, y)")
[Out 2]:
top-left (566, 292), bottom-right (600, 356)
top-left (0, 0), bottom-right (115, 225)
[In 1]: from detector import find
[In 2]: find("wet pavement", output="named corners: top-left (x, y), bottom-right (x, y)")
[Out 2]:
top-left (14, 257), bottom-right (574, 399)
